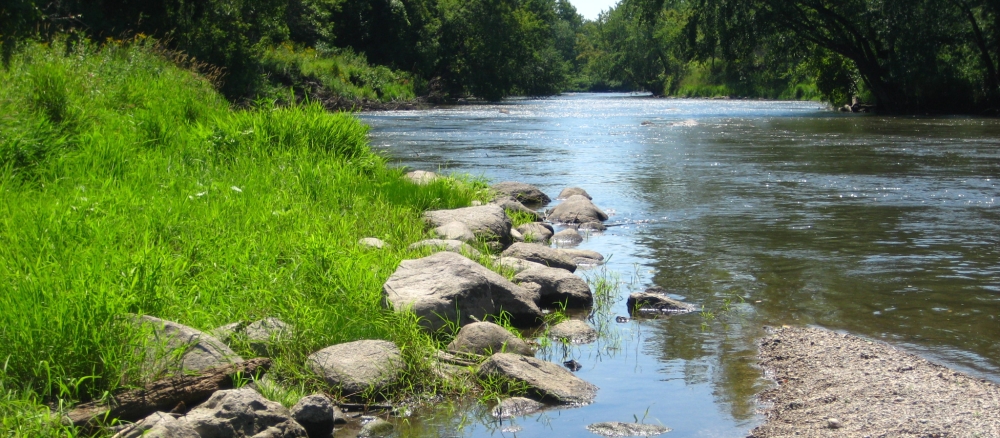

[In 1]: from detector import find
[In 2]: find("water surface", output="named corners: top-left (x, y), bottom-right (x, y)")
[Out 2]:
top-left (360, 94), bottom-right (1000, 437)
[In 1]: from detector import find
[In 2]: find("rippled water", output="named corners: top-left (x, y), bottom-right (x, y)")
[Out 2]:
top-left (359, 94), bottom-right (1000, 437)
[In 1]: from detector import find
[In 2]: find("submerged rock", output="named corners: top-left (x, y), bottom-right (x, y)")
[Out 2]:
top-left (549, 320), bottom-right (598, 344)
top-left (492, 182), bottom-right (551, 206)
top-left (627, 287), bottom-right (696, 315)
top-left (552, 228), bottom-right (584, 246)
top-left (447, 321), bottom-right (534, 356)
top-left (586, 422), bottom-right (672, 437)
top-left (501, 243), bottom-right (577, 272)
top-left (579, 221), bottom-right (607, 231)
top-left (477, 353), bottom-right (598, 405)
top-left (383, 252), bottom-right (543, 331)
top-left (358, 418), bottom-right (394, 437)
top-left (492, 397), bottom-right (545, 419)
top-left (557, 249), bottom-right (605, 266)
top-left (306, 340), bottom-right (404, 397)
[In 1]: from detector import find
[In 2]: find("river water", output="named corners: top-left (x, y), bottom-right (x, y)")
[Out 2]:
top-left (359, 93), bottom-right (1000, 437)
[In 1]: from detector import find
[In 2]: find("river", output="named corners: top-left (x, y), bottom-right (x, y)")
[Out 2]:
top-left (359, 93), bottom-right (1000, 437)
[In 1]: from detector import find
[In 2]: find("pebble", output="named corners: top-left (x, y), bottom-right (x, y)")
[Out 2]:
top-left (827, 418), bottom-right (843, 429)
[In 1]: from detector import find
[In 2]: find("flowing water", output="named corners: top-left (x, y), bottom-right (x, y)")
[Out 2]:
top-left (359, 94), bottom-right (1000, 437)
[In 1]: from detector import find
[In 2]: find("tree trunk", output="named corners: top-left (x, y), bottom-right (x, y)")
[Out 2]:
top-left (67, 358), bottom-right (271, 431)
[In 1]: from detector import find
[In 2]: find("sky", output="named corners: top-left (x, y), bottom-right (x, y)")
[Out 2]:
top-left (568, 0), bottom-right (621, 21)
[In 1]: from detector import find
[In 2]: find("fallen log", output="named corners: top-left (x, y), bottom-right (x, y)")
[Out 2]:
top-left (67, 358), bottom-right (271, 430)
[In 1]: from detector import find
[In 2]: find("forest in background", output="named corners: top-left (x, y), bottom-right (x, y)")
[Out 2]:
top-left (2, 0), bottom-right (999, 113)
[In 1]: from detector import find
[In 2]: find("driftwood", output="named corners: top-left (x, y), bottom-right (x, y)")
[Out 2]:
top-left (67, 358), bottom-right (271, 430)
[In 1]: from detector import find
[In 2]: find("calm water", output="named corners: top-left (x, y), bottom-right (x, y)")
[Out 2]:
top-left (359, 94), bottom-right (1000, 437)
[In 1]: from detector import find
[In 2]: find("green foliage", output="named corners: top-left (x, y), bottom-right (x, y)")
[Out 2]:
top-left (0, 39), bottom-right (493, 434)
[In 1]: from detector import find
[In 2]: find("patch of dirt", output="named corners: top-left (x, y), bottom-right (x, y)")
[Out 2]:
top-left (751, 326), bottom-right (1000, 438)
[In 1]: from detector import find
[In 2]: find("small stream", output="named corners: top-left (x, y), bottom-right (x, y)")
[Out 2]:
top-left (359, 94), bottom-right (1000, 437)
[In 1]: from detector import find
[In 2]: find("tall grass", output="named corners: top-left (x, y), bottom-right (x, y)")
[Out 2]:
top-left (0, 37), bottom-right (486, 435)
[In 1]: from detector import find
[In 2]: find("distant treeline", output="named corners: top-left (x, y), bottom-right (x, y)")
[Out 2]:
top-left (2, 0), bottom-right (998, 113)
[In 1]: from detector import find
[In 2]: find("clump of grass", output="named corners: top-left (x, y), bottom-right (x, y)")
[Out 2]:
top-left (0, 37), bottom-right (484, 434)
top-left (505, 210), bottom-right (537, 228)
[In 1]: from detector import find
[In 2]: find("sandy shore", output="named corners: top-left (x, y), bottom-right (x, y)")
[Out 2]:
top-left (751, 326), bottom-right (1000, 438)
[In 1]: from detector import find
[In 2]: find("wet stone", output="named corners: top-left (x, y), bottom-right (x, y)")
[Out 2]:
top-left (586, 422), bottom-right (672, 437)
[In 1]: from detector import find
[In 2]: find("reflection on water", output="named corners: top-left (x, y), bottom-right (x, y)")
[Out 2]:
top-left (361, 94), bottom-right (1000, 437)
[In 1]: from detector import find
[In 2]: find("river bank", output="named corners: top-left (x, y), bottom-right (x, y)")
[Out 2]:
top-left (752, 326), bottom-right (1000, 437)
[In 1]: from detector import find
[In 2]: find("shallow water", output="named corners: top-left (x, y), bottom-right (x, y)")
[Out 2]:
top-left (359, 94), bottom-right (1000, 437)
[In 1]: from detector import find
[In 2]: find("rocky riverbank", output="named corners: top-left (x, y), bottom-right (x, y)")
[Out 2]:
top-left (751, 326), bottom-right (1000, 437)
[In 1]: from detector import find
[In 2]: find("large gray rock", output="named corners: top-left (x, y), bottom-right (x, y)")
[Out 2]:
top-left (407, 239), bottom-right (483, 258)
top-left (557, 187), bottom-right (592, 200)
top-left (547, 196), bottom-right (609, 224)
top-left (447, 322), bottom-right (534, 356)
top-left (627, 286), bottom-right (696, 315)
top-left (405, 170), bottom-right (438, 185)
top-left (492, 197), bottom-right (541, 222)
top-left (183, 388), bottom-right (307, 438)
top-left (358, 418), bottom-right (394, 437)
top-left (501, 243), bottom-right (577, 273)
top-left (551, 228), bottom-right (584, 246)
top-left (306, 340), bottom-right (404, 397)
top-left (115, 412), bottom-right (200, 438)
top-left (514, 266), bottom-right (593, 308)
top-left (492, 397), bottom-right (545, 419)
top-left (492, 182), bottom-right (551, 206)
top-left (433, 221), bottom-right (476, 242)
top-left (516, 223), bottom-right (554, 243)
top-left (477, 353), bottom-right (598, 405)
top-left (586, 422), bottom-right (672, 437)
top-left (291, 394), bottom-right (344, 438)
top-left (549, 320), bottom-right (598, 344)
top-left (497, 257), bottom-right (546, 274)
top-left (139, 315), bottom-right (243, 378)
top-left (558, 249), bottom-right (605, 266)
top-left (424, 205), bottom-right (512, 247)
top-left (383, 252), bottom-right (543, 331)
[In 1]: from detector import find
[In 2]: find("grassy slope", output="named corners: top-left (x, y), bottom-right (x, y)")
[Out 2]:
top-left (0, 38), bottom-right (485, 435)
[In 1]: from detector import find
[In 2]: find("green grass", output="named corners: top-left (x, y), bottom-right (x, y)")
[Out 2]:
top-left (260, 44), bottom-right (418, 105)
top-left (0, 37), bottom-right (490, 435)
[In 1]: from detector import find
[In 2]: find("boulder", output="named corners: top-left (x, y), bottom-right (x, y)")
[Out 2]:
top-left (516, 223), bottom-right (554, 243)
top-left (548, 320), bottom-right (597, 344)
top-left (546, 196), bottom-right (608, 224)
top-left (492, 182), bottom-right (551, 206)
top-left (497, 257), bottom-right (546, 274)
top-left (557, 249), bottom-right (605, 266)
top-left (383, 252), bottom-right (543, 331)
top-left (586, 422), bottom-right (672, 437)
top-left (557, 187), bottom-right (592, 200)
top-left (447, 322), bottom-right (534, 356)
top-left (183, 388), bottom-right (307, 438)
top-left (244, 318), bottom-right (293, 356)
top-left (407, 239), bottom-right (482, 258)
top-left (514, 266), bottom-right (593, 308)
top-left (627, 286), bottom-right (696, 315)
top-left (501, 243), bottom-right (576, 273)
top-left (291, 394), bottom-right (344, 438)
top-left (492, 197), bottom-right (541, 222)
top-left (405, 170), bottom-right (438, 185)
top-left (359, 238), bottom-right (386, 249)
top-left (492, 397), bottom-right (545, 419)
top-left (139, 315), bottom-right (243, 378)
top-left (358, 418), bottom-right (394, 437)
top-left (432, 221), bottom-right (476, 243)
top-left (306, 340), bottom-right (404, 397)
top-left (551, 228), bottom-right (583, 246)
top-left (115, 412), bottom-right (200, 438)
top-left (424, 205), bottom-right (512, 248)
top-left (477, 353), bottom-right (598, 405)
